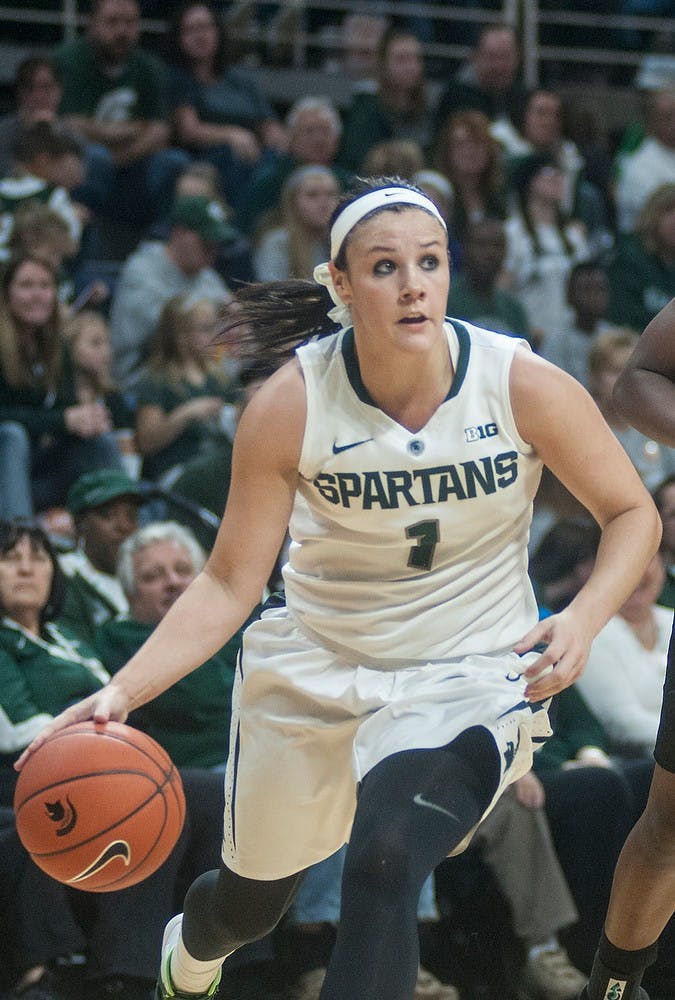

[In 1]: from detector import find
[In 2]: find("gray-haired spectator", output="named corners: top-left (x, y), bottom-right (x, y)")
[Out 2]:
top-left (239, 96), bottom-right (351, 236)
top-left (98, 520), bottom-right (239, 770)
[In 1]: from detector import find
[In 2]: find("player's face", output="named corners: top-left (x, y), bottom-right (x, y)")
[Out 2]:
top-left (330, 208), bottom-right (449, 355)
top-left (130, 541), bottom-right (196, 624)
top-left (0, 534), bottom-right (53, 621)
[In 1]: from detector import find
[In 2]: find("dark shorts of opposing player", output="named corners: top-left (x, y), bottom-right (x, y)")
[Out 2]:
top-left (654, 614), bottom-right (675, 773)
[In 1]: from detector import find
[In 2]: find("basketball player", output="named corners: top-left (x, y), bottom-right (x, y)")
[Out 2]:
top-left (581, 296), bottom-right (675, 1000)
top-left (18, 179), bottom-right (661, 1000)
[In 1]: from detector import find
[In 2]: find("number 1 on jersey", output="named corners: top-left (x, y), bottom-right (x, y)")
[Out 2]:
top-left (406, 519), bottom-right (440, 570)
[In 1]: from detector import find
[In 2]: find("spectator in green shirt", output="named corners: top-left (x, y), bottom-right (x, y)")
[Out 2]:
top-left (54, 0), bottom-right (189, 228)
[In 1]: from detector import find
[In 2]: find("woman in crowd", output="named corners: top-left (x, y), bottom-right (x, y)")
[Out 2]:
top-left (134, 294), bottom-right (238, 486)
top-left (254, 165), bottom-right (339, 282)
top-left (66, 308), bottom-right (137, 471)
top-left (433, 109), bottom-right (508, 248)
top-left (503, 152), bottom-right (591, 351)
top-left (164, 1), bottom-right (287, 214)
top-left (578, 552), bottom-right (672, 759)
top-left (608, 182), bottom-right (675, 334)
top-left (0, 254), bottom-right (122, 519)
top-left (500, 88), bottom-right (610, 255)
top-left (338, 28), bottom-right (437, 173)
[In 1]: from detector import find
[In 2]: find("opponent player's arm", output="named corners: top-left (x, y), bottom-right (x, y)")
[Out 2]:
top-left (16, 362), bottom-right (306, 766)
top-left (509, 349), bottom-right (662, 700)
top-left (613, 296), bottom-right (675, 446)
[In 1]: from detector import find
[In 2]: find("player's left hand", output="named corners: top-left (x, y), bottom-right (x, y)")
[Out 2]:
top-left (513, 609), bottom-right (592, 701)
top-left (15, 684), bottom-right (130, 771)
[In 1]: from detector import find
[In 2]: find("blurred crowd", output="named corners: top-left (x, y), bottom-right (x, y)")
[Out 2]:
top-left (1, 1), bottom-right (675, 999)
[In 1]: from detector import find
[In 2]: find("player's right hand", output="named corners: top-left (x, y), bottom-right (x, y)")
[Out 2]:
top-left (14, 685), bottom-right (130, 771)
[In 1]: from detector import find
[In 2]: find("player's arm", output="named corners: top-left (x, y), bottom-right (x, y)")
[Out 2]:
top-left (613, 296), bottom-right (675, 445)
top-left (16, 362), bottom-right (306, 767)
top-left (509, 348), bottom-right (661, 701)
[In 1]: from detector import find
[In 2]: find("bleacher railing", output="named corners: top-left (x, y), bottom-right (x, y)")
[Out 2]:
top-left (0, 1), bottom-right (671, 89)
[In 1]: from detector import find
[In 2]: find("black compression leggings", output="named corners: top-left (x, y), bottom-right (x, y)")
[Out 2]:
top-left (182, 726), bottom-right (501, 1000)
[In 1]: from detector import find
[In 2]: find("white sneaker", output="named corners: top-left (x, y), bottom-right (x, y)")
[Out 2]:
top-left (519, 946), bottom-right (587, 1000)
top-left (155, 914), bottom-right (221, 999)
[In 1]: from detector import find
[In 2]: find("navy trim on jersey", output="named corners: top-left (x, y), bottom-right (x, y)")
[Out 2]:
top-left (341, 328), bottom-right (373, 406)
top-left (341, 321), bottom-right (471, 408)
top-left (230, 720), bottom-right (241, 850)
top-left (446, 321), bottom-right (471, 399)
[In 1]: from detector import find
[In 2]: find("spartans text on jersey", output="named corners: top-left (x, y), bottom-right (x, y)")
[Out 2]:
top-left (313, 451), bottom-right (519, 509)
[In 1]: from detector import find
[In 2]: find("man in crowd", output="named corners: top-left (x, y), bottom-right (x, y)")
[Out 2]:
top-left (54, 0), bottom-right (189, 229)
top-left (59, 469), bottom-right (144, 646)
top-left (108, 194), bottom-right (232, 387)
top-left (239, 96), bottom-right (351, 236)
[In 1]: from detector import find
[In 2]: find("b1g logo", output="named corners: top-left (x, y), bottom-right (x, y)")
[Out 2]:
top-left (464, 422), bottom-right (498, 443)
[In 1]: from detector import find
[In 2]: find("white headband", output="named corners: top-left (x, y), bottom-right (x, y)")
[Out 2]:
top-left (313, 187), bottom-right (448, 329)
top-left (328, 186), bottom-right (446, 259)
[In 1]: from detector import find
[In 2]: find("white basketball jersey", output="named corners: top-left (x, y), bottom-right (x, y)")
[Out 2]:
top-left (283, 320), bottom-right (542, 664)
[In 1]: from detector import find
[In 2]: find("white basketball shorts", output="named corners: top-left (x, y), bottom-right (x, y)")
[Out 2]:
top-left (222, 605), bottom-right (552, 880)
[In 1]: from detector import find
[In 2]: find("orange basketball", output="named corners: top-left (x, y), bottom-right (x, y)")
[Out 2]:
top-left (14, 721), bottom-right (185, 892)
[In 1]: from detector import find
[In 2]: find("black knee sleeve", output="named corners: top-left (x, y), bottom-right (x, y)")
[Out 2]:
top-left (182, 864), bottom-right (303, 960)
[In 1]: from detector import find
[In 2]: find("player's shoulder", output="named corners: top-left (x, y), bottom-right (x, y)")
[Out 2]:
top-left (446, 318), bottom-right (529, 368)
top-left (295, 328), bottom-right (343, 366)
top-left (236, 358), bottom-right (306, 459)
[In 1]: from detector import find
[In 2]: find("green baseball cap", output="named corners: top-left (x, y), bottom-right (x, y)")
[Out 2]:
top-left (67, 469), bottom-right (144, 516)
top-left (170, 195), bottom-right (235, 244)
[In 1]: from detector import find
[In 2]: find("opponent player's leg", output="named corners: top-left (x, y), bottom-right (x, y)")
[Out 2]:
top-left (319, 726), bottom-right (502, 1000)
top-left (583, 764), bottom-right (675, 1000)
top-left (156, 862), bottom-right (304, 999)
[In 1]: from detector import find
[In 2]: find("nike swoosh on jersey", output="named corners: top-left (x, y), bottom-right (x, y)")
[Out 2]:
top-left (332, 438), bottom-right (374, 454)
top-left (413, 793), bottom-right (460, 823)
